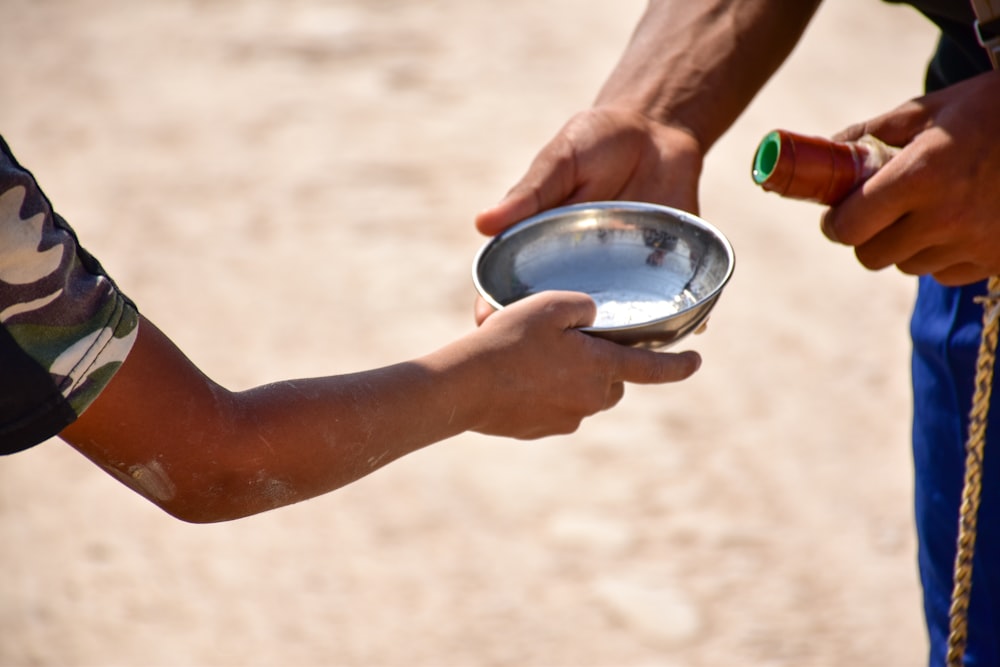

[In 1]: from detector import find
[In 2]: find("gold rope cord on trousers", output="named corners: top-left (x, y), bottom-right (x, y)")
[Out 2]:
top-left (946, 275), bottom-right (1000, 666)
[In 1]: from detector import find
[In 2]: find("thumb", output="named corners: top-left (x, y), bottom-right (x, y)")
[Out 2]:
top-left (831, 98), bottom-right (930, 147)
top-left (509, 290), bottom-right (597, 330)
top-left (475, 188), bottom-right (542, 237)
top-left (475, 135), bottom-right (579, 237)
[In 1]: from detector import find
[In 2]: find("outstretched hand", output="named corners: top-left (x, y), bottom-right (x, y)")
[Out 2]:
top-left (473, 106), bottom-right (709, 326)
top-left (474, 107), bottom-right (705, 237)
top-left (462, 291), bottom-right (701, 440)
top-left (821, 70), bottom-right (1000, 286)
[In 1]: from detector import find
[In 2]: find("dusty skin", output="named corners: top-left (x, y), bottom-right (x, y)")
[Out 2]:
top-left (1, 1), bottom-right (936, 665)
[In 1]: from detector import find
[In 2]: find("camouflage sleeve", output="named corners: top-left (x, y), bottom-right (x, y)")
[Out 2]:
top-left (0, 136), bottom-right (139, 454)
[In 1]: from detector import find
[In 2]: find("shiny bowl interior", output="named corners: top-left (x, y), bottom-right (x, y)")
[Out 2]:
top-left (472, 201), bottom-right (735, 349)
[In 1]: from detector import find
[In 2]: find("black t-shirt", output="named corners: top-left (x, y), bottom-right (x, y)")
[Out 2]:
top-left (887, 0), bottom-right (993, 88)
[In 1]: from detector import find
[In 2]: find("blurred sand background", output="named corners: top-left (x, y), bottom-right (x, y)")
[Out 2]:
top-left (0, 1), bottom-right (940, 665)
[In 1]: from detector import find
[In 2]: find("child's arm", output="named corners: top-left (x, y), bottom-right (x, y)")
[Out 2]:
top-left (61, 291), bottom-right (700, 523)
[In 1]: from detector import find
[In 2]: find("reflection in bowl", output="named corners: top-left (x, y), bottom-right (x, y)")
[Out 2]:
top-left (473, 201), bottom-right (735, 349)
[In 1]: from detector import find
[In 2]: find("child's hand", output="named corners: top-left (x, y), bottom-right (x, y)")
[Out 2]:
top-left (459, 291), bottom-right (701, 439)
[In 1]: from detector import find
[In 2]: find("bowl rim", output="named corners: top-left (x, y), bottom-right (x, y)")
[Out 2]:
top-left (471, 200), bottom-right (736, 333)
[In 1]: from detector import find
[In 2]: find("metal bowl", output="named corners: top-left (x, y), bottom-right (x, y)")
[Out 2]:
top-left (472, 201), bottom-right (735, 349)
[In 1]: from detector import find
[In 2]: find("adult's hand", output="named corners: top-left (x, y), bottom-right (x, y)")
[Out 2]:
top-left (474, 107), bottom-right (705, 237)
top-left (473, 0), bottom-right (822, 322)
top-left (472, 107), bottom-right (705, 326)
top-left (821, 70), bottom-right (1000, 286)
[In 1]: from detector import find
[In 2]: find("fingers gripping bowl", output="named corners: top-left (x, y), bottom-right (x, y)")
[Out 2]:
top-left (473, 202), bottom-right (735, 349)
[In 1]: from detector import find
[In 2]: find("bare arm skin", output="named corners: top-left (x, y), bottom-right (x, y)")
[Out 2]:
top-left (471, 0), bottom-right (821, 325)
top-left (489, 1), bottom-right (1000, 288)
top-left (60, 292), bottom-right (700, 523)
top-left (474, 0), bottom-right (823, 235)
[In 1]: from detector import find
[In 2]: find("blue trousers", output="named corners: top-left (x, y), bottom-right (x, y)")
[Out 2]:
top-left (912, 275), bottom-right (1000, 665)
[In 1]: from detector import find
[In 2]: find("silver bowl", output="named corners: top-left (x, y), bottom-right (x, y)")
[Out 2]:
top-left (472, 201), bottom-right (735, 349)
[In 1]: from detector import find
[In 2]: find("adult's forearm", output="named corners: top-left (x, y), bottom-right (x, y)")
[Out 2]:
top-left (596, 0), bottom-right (822, 151)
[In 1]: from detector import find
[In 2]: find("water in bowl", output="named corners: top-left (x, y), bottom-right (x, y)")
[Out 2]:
top-left (590, 288), bottom-right (697, 328)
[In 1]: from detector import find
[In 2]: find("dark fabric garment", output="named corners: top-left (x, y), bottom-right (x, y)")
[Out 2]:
top-left (886, 0), bottom-right (974, 23)
top-left (0, 136), bottom-right (138, 454)
top-left (888, 0), bottom-right (990, 89)
top-left (0, 321), bottom-right (78, 452)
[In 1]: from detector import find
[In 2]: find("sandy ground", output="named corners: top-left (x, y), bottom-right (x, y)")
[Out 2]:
top-left (0, 1), bottom-right (943, 665)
